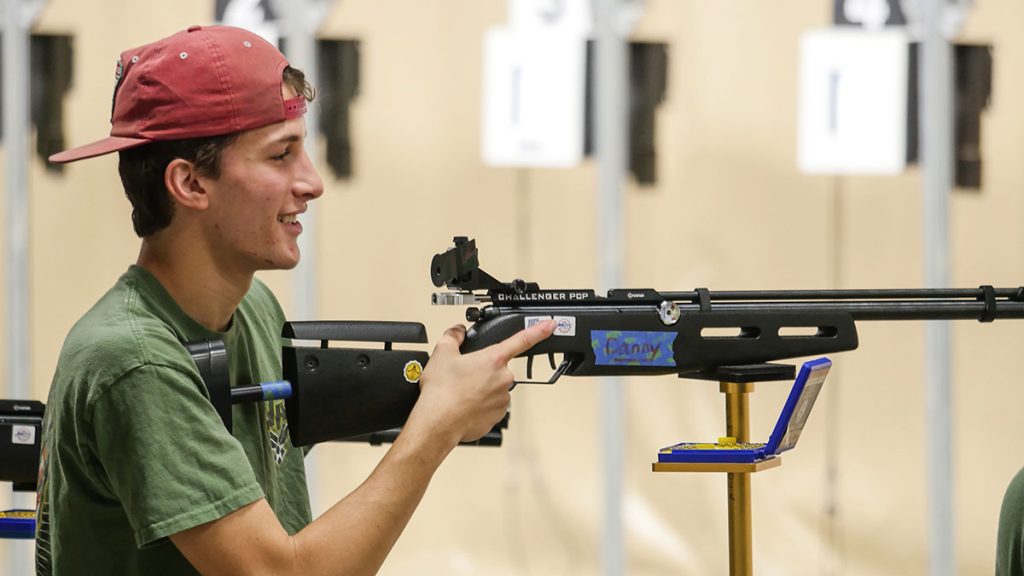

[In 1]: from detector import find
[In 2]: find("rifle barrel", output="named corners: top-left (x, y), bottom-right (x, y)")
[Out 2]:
top-left (652, 287), bottom-right (1024, 321)
top-left (661, 287), bottom-right (1024, 301)
top-left (478, 287), bottom-right (1024, 321)
top-left (677, 300), bottom-right (1024, 321)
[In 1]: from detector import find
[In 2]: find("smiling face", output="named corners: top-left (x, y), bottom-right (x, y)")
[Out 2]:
top-left (195, 88), bottom-right (324, 276)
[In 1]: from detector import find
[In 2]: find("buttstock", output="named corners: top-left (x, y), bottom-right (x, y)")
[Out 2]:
top-left (283, 321), bottom-right (429, 446)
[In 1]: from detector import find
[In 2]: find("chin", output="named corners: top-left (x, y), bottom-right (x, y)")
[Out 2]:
top-left (259, 252), bottom-right (301, 271)
top-left (277, 256), bottom-right (301, 270)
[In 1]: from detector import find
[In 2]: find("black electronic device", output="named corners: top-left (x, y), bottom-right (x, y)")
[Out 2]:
top-left (0, 399), bottom-right (45, 492)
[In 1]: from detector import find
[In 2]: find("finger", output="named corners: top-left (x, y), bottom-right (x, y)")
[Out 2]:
top-left (492, 319), bottom-right (556, 362)
top-left (434, 324), bottom-right (467, 353)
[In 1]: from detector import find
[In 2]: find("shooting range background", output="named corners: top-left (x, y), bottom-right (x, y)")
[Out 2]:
top-left (2, 0), bottom-right (1023, 574)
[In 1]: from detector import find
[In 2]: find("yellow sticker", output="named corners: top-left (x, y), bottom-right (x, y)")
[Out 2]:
top-left (404, 360), bottom-right (423, 384)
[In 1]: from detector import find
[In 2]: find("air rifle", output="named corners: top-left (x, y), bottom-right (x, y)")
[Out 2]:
top-left (430, 236), bottom-right (1024, 383)
top-left (6, 236), bottom-right (1023, 489)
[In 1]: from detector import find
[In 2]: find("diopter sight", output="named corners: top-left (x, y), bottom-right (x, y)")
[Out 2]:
top-left (430, 236), bottom-right (537, 306)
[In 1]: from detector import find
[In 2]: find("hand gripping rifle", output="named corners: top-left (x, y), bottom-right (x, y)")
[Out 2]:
top-left (430, 236), bottom-right (1024, 384)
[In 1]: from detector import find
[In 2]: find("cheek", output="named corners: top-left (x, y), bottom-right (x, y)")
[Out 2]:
top-left (208, 170), bottom-right (291, 245)
top-left (214, 181), bottom-right (275, 222)
top-left (209, 196), bottom-right (273, 245)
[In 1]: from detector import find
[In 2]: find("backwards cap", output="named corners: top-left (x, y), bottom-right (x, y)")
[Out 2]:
top-left (50, 25), bottom-right (307, 164)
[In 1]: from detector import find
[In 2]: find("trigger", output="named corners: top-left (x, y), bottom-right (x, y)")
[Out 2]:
top-left (526, 355), bottom-right (534, 380)
top-left (548, 353), bottom-right (556, 370)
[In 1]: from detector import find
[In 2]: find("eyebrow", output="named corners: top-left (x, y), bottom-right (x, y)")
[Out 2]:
top-left (258, 133), bottom-right (301, 154)
top-left (257, 126), bottom-right (308, 150)
top-left (271, 134), bottom-right (301, 146)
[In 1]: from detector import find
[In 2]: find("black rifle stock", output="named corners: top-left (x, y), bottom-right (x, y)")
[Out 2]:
top-left (0, 319), bottom-right (498, 497)
top-left (280, 320), bottom-right (426, 446)
top-left (195, 321), bottom-right (505, 447)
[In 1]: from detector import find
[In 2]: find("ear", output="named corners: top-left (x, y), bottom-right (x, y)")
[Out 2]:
top-left (164, 158), bottom-right (210, 211)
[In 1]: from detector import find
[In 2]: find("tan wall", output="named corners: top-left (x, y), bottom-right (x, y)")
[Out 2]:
top-left (2, 0), bottom-right (1023, 574)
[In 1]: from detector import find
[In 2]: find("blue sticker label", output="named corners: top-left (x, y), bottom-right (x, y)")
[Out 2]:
top-left (591, 331), bottom-right (677, 366)
top-left (261, 381), bottom-right (293, 401)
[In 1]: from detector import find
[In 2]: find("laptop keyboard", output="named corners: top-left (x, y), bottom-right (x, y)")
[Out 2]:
top-left (661, 437), bottom-right (766, 452)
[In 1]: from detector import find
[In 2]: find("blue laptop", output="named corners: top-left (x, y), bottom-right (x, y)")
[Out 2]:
top-left (658, 357), bottom-right (832, 464)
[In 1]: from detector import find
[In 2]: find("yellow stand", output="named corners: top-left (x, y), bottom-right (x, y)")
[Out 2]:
top-left (652, 379), bottom-right (782, 576)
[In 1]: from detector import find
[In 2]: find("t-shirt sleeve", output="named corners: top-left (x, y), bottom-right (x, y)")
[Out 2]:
top-left (91, 364), bottom-right (265, 548)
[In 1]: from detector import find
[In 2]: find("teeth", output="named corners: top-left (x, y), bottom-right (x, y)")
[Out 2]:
top-left (278, 214), bottom-right (298, 224)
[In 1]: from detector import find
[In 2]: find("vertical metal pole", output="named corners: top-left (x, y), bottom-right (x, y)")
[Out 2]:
top-left (594, 0), bottom-right (627, 574)
top-left (723, 382), bottom-right (755, 576)
top-left (280, 1), bottom-right (321, 324)
top-left (920, 0), bottom-right (954, 574)
top-left (4, 0), bottom-right (33, 572)
top-left (823, 177), bottom-right (844, 575)
top-left (278, 0), bottom-right (327, 517)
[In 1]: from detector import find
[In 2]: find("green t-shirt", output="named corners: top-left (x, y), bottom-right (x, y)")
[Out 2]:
top-left (998, 467), bottom-right (1024, 575)
top-left (35, 266), bottom-right (311, 575)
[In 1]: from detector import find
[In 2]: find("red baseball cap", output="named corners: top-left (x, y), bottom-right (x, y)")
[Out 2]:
top-left (49, 25), bottom-right (307, 164)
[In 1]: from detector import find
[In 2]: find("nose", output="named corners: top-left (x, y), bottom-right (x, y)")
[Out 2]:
top-left (294, 148), bottom-right (324, 201)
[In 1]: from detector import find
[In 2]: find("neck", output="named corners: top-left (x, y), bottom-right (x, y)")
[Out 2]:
top-left (137, 232), bottom-right (252, 332)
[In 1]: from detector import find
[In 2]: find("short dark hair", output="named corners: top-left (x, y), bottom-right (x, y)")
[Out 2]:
top-left (119, 66), bottom-right (314, 237)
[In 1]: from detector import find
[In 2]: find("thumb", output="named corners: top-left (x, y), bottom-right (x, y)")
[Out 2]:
top-left (434, 324), bottom-right (467, 354)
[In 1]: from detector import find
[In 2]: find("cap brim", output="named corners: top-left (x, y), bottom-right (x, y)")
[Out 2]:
top-left (48, 135), bottom-right (151, 164)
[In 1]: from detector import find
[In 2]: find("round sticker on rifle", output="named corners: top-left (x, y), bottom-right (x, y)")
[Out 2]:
top-left (404, 360), bottom-right (423, 384)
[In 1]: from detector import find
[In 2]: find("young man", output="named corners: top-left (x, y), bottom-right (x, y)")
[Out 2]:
top-left (38, 25), bottom-right (554, 575)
